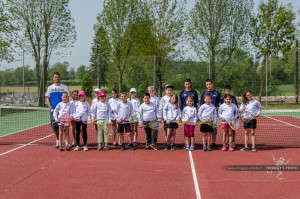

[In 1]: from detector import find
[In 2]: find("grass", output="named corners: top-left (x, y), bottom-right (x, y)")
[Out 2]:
top-left (277, 84), bottom-right (295, 96)
top-left (261, 103), bottom-right (300, 110)
top-left (0, 85), bottom-right (82, 93)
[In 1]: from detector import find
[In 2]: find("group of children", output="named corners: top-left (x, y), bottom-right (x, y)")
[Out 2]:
top-left (46, 72), bottom-right (262, 152)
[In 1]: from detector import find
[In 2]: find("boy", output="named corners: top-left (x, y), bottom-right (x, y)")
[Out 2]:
top-left (45, 72), bottom-right (70, 148)
top-left (148, 86), bottom-right (160, 109)
top-left (200, 79), bottom-right (221, 148)
top-left (179, 79), bottom-right (198, 111)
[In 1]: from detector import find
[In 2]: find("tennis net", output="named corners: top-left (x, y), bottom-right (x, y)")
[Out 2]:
top-left (0, 106), bottom-right (300, 148)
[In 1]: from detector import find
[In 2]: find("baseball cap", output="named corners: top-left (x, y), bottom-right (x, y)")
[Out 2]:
top-left (78, 90), bottom-right (86, 96)
top-left (98, 90), bottom-right (106, 97)
top-left (165, 84), bottom-right (174, 89)
top-left (94, 88), bottom-right (101, 92)
top-left (130, 88), bottom-right (137, 93)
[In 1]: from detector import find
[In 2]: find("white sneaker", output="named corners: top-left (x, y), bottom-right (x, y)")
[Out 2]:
top-left (83, 146), bottom-right (89, 151)
top-left (74, 146), bottom-right (80, 151)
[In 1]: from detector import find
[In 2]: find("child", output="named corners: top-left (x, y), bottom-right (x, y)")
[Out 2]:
top-left (128, 88), bottom-right (140, 148)
top-left (198, 94), bottom-right (217, 151)
top-left (116, 92), bottom-right (134, 150)
top-left (182, 96), bottom-right (198, 151)
top-left (53, 92), bottom-right (72, 151)
top-left (179, 79), bottom-right (199, 111)
top-left (240, 90), bottom-right (262, 152)
top-left (158, 84), bottom-right (173, 147)
top-left (163, 94), bottom-right (180, 150)
top-left (70, 90), bottom-right (78, 147)
top-left (92, 88), bottom-right (101, 132)
top-left (108, 89), bottom-right (120, 146)
top-left (92, 90), bottom-right (112, 151)
top-left (200, 79), bottom-right (221, 148)
top-left (218, 94), bottom-right (238, 152)
top-left (148, 86), bottom-right (160, 109)
top-left (138, 92), bottom-right (158, 150)
top-left (220, 85), bottom-right (238, 147)
top-left (71, 90), bottom-right (91, 151)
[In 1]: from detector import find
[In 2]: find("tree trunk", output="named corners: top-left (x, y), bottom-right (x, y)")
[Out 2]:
top-left (211, 50), bottom-right (216, 81)
top-left (156, 59), bottom-right (163, 97)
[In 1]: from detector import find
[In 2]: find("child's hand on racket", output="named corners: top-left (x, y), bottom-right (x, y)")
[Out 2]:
top-left (117, 119), bottom-right (122, 123)
top-left (139, 124), bottom-right (143, 128)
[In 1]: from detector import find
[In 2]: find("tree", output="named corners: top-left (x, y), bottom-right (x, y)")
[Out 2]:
top-left (251, 0), bottom-right (296, 100)
top-left (81, 73), bottom-right (93, 98)
top-left (7, 0), bottom-right (76, 106)
top-left (188, 0), bottom-right (253, 81)
top-left (76, 65), bottom-right (86, 80)
top-left (48, 62), bottom-right (69, 80)
top-left (147, 0), bottom-right (187, 96)
top-left (96, 0), bottom-right (144, 92)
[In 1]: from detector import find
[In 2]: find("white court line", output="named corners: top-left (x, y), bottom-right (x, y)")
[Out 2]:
top-left (264, 116), bottom-right (300, 129)
top-left (0, 134), bottom-right (53, 157)
top-left (188, 151), bottom-right (201, 199)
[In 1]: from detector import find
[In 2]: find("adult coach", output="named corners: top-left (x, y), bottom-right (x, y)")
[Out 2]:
top-left (45, 72), bottom-right (70, 148)
top-left (200, 79), bottom-right (221, 148)
top-left (179, 79), bottom-right (198, 111)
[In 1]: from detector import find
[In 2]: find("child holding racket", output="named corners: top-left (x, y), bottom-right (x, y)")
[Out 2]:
top-left (138, 92), bottom-right (159, 150)
top-left (163, 94), bottom-right (181, 150)
top-left (128, 88), bottom-right (141, 148)
top-left (239, 90), bottom-right (262, 152)
top-left (200, 79), bottom-right (221, 149)
top-left (182, 96), bottom-right (197, 151)
top-left (70, 90), bottom-right (91, 151)
top-left (148, 86), bottom-right (160, 109)
top-left (117, 92), bottom-right (134, 150)
top-left (108, 89), bottom-right (120, 146)
top-left (70, 90), bottom-right (78, 147)
top-left (198, 94), bottom-right (217, 151)
top-left (218, 94), bottom-right (239, 152)
top-left (92, 90), bottom-right (112, 151)
top-left (158, 84), bottom-right (173, 147)
top-left (53, 92), bottom-right (72, 151)
top-left (220, 85), bottom-right (238, 147)
top-left (92, 88), bottom-right (101, 132)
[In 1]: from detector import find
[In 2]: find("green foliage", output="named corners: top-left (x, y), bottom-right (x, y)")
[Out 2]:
top-left (80, 73), bottom-right (93, 98)
top-left (48, 62), bottom-right (69, 80)
top-left (76, 65), bottom-right (86, 80)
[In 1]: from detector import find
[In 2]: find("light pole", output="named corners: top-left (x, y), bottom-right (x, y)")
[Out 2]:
top-left (296, 40), bottom-right (299, 103)
top-left (23, 50), bottom-right (25, 95)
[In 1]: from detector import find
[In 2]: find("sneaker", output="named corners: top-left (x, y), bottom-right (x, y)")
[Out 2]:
top-left (207, 145), bottom-right (212, 151)
top-left (104, 146), bottom-right (109, 151)
top-left (54, 142), bottom-right (59, 149)
top-left (203, 146), bottom-right (207, 151)
top-left (164, 145), bottom-right (170, 151)
top-left (232, 142), bottom-right (236, 148)
top-left (58, 146), bottom-right (63, 151)
top-left (189, 145), bottom-right (195, 151)
top-left (113, 142), bottom-right (118, 146)
top-left (170, 144), bottom-right (176, 151)
top-left (252, 147), bottom-right (257, 152)
top-left (145, 145), bottom-right (150, 150)
top-left (240, 147), bottom-right (248, 152)
top-left (221, 145), bottom-right (227, 151)
top-left (97, 145), bottom-right (103, 151)
top-left (129, 143), bottom-right (136, 150)
top-left (66, 145), bottom-right (71, 151)
top-left (150, 144), bottom-right (158, 150)
top-left (74, 146), bottom-right (80, 151)
top-left (83, 146), bottom-right (89, 151)
top-left (133, 142), bottom-right (138, 147)
top-left (185, 146), bottom-right (190, 151)
top-left (121, 144), bottom-right (126, 151)
top-left (229, 145), bottom-right (234, 152)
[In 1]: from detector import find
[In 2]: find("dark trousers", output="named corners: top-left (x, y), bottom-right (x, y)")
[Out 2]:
top-left (75, 122), bottom-right (88, 146)
top-left (144, 121), bottom-right (158, 145)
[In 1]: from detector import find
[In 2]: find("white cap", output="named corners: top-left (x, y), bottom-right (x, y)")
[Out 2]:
top-left (94, 88), bottom-right (101, 92)
top-left (130, 88), bottom-right (137, 93)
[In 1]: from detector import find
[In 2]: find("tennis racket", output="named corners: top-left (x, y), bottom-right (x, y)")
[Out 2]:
top-left (143, 120), bottom-right (159, 130)
top-left (53, 111), bottom-right (71, 126)
top-left (180, 111), bottom-right (190, 125)
top-left (110, 110), bottom-right (117, 120)
top-left (131, 111), bottom-right (141, 123)
top-left (239, 110), bottom-right (255, 123)
top-left (226, 118), bottom-right (240, 130)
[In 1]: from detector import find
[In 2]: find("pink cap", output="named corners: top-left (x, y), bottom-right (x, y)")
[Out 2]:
top-left (98, 90), bottom-right (106, 97)
top-left (78, 90), bottom-right (86, 96)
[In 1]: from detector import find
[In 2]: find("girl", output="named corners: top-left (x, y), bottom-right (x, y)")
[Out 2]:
top-left (198, 94), bottom-right (217, 151)
top-left (138, 92), bottom-right (159, 150)
top-left (92, 90), bottom-right (112, 151)
top-left (218, 94), bottom-right (238, 152)
top-left (240, 90), bottom-right (262, 152)
top-left (163, 94), bottom-right (180, 150)
top-left (182, 96), bottom-right (198, 151)
top-left (71, 90), bottom-right (91, 151)
top-left (53, 92), bottom-right (72, 151)
top-left (108, 89), bottom-right (120, 146)
top-left (117, 92), bottom-right (133, 150)
top-left (128, 88), bottom-right (140, 148)
top-left (92, 88), bottom-right (101, 133)
top-left (70, 90), bottom-right (78, 147)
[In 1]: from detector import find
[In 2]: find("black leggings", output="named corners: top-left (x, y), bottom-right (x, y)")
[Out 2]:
top-left (75, 122), bottom-right (88, 146)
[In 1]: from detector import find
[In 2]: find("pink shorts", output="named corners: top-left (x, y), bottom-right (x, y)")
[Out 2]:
top-left (221, 123), bottom-right (230, 129)
top-left (184, 125), bottom-right (195, 137)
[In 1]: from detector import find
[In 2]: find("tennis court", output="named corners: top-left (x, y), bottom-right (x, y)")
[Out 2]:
top-left (0, 106), bottom-right (300, 199)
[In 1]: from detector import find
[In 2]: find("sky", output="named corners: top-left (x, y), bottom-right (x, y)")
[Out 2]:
top-left (2, 0), bottom-right (300, 70)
